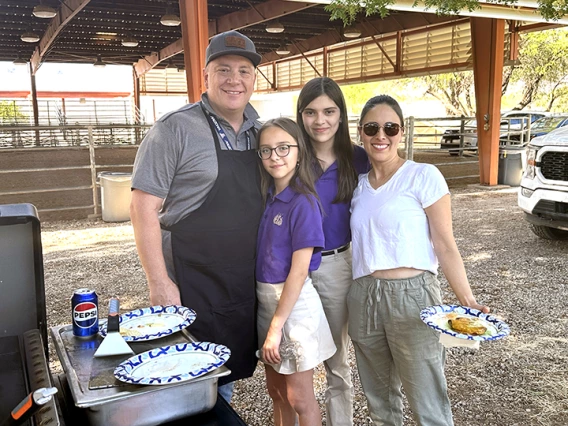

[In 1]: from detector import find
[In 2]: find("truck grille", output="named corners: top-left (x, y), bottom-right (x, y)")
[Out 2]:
top-left (540, 152), bottom-right (568, 181)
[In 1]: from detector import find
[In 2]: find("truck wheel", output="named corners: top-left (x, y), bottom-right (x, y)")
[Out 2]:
top-left (529, 224), bottom-right (568, 240)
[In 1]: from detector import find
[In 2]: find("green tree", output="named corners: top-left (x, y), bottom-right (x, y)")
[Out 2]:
top-left (509, 28), bottom-right (568, 111)
top-left (422, 72), bottom-right (475, 116)
top-left (341, 79), bottom-right (420, 114)
top-left (0, 100), bottom-right (28, 124)
top-left (326, 0), bottom-right (568, 26)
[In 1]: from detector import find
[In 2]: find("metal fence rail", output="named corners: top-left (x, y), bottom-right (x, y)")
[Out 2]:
top-left (404, 116), bottom-right (481, 181)
top-left (0, 124), bottom-right (151, 219)
top-left (0, 123), bottom-right (151, 148)
top-left (0, 98), bottom-right (146, 127)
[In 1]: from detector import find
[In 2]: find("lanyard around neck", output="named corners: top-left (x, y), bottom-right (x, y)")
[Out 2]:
top-left (203, 106), bottom-right (251, 151)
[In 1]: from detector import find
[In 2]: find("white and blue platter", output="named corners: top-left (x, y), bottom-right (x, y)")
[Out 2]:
top-left (99, 305), bottom-right (196, 342)
top-left (114, 342), bottom-right (231, 385)
top-left (420, 304), bottom-right (510, 342)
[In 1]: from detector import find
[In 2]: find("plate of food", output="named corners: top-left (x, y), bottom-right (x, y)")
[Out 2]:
top-left (99, 305), bottom-right (196, 342)
top-left (114, 342), bottom-right (230, 385)
top-left (420, 304), bottom-right (510, 341)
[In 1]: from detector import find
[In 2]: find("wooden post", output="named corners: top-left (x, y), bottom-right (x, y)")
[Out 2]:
top-left (470, 17), bottom-right (505, 186)
top-left (406, 116), bottom-right (414, 161)
top-left (29, 62), bottom-right (40, 146)
top-left (133, 66), bottom-right (142, 143)
top-left (88, 126), bottom-right (100, 217)
top-left (179, 0), bottom-right (209, 103)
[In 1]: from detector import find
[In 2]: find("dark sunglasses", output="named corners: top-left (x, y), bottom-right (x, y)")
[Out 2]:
top-left (360, 122), bottom-right (402, 137)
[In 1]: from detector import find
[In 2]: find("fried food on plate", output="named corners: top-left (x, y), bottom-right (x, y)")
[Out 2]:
top-left (448, 316), bottom-right (487, 336)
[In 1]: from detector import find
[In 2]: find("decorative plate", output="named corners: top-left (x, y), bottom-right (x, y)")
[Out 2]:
top-left (114, 342), bottom-right (231, 385)
top-left (420, 304), bottom-right (510, 342)
top-left (99, 305), bottom-right (196, 342)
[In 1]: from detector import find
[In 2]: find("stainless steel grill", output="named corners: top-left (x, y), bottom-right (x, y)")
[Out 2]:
top-left (0, 203), bottom-right (249, 426)
top-left (540, 151), bottom-right (568, 181)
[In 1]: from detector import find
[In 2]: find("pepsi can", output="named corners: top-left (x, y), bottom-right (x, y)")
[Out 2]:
top-left (72, 289), bottom-right (99, 338)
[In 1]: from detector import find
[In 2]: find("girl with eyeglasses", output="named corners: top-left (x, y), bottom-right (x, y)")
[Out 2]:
top-left (296, 77), bottom-right (370, 426)
top-left (349, 95), bottom-right (489, 426)
top-left (255, 117), bottom-right (336, 426)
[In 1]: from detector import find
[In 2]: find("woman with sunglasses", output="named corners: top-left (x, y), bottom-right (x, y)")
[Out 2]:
top-left (297, 77), bottom-right (369, 426)
top-left (348, 95), bottom-right (489, 426)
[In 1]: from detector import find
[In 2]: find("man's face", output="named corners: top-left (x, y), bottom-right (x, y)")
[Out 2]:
top-left (204, 55), bottom-right (256, 115)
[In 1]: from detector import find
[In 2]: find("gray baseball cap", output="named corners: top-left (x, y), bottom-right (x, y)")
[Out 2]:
top-left (205, 30), bottom-right (261, 67)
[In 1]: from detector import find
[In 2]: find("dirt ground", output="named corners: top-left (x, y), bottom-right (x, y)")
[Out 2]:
top-left (39, 179), bottom-right (568, 426)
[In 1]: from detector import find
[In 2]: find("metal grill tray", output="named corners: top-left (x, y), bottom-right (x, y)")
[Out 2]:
top-left (51, 324), bottom-right (230, 426)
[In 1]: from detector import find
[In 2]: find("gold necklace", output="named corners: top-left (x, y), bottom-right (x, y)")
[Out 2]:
top-left (369, 158), bottom-right (405, 189)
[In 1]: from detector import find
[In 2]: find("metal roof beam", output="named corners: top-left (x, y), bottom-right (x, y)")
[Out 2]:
top-left (134, 0), bottom-right (315, 77)
top-left (259, 14), bottom-right (455, 63)
top-left (210, 0), bottom-right (315, 34)
top-left (30, 0), bottom-right (92, 75)
top-left (134, 38), bottom-right (184, 78)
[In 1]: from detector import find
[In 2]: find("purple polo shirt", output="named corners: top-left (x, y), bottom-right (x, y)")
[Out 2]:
top-left (316, 145), bottom-right (370, 250)
top-left (256, 186), bottom-right (325, 284)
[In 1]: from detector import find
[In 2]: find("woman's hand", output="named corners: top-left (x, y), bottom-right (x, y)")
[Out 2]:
top-left (262, 326), bottom-right (283, 364)
top-left (462, 298), bottom-right (490, 314)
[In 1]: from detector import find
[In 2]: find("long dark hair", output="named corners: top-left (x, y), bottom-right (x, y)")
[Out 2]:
top-left (296, 77), bottom-right (357, 203)
top-left (257, 117), bottom-right (319, 206)
top-left (359, 94), bottom-right (405, 126)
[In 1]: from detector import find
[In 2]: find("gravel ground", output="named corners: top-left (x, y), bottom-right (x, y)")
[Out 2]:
top-left (41, 186), bottom-right (568, 426)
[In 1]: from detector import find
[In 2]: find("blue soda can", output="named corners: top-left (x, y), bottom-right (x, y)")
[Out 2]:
top-left (72, 289), bottom-right (99, 338)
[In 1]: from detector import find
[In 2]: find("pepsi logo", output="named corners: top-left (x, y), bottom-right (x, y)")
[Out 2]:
top-left (73, 302), bottom-right (98, 328)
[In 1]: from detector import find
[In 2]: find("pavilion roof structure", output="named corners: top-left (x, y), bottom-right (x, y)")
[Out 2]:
top-left (1, 0), bottom-right (466, 73)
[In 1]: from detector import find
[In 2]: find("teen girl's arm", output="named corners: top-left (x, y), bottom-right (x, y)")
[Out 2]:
top-left (425, 194), bottom-right (490, 313)
top-left (262, 247), bottom-right (314, 365)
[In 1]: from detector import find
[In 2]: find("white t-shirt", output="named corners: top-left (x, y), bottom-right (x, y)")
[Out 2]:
top-left (350, 160), bottom-right (449, 279)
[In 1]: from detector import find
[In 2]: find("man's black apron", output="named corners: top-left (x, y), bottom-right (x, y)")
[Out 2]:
top-left (165, 105), bottom-right (262, 385)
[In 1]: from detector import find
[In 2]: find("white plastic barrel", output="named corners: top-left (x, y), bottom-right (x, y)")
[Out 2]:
top-left (99, 172), bottom-right (132, 222)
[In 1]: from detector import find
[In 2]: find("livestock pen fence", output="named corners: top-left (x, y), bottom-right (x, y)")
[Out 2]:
top-left (0, 124), bottom-right (151, 221)
top-left (403, 116), bottom-right (481, 184)
top-left (0, 117), bottom-right (480, 221)
top-left (347, 115), bottom-right (481, 184)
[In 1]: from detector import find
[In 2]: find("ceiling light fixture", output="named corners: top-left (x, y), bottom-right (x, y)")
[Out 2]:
top-left (13, 52), bottom-right (27, 66)
top-left (275, 43), bottom-right (290, 55)
top-left (93, 54), bottom-right (106, 68)
top-left (32, 1), bottom-right (57, 18)
top-left (266, 21), bottom-right (285, 33)
top-left (166, 59), bottom-right (177, 69)
top-left (21, 29), bottom-right (40, 43)
top-left (121, 34), bottom-right (139, 47)
top-left (160, 2), bottom-right (181, 26)
top-left (343, 26), bottom-right (361, 38)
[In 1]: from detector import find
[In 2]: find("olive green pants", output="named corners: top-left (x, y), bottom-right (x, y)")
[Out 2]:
top-left (347, 271), bottom-right (453, 426)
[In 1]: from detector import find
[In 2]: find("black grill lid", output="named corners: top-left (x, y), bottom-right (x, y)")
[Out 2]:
top-left (0, 203), bottom-right (48, 354)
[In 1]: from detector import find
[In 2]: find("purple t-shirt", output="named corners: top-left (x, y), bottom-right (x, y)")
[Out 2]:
top-left (316, 145), bottom-right (370, 250)
top-left (256, 187), bottom-right (325, 284)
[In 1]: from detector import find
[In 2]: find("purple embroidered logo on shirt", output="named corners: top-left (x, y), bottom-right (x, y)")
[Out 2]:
top-left (273, 213), bottom-right (283, 226)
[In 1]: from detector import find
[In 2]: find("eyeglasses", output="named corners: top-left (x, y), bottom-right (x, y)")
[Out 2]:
top-left (360, 122), bottom-right (402, 137)
top-left (257, 144), bottom-right (299, 160)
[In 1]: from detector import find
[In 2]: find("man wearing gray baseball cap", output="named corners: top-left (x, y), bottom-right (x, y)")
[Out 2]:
top-left (131, 30), bottom-right (262, 402)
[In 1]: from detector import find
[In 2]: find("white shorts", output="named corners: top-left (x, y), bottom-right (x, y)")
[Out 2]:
top-left (257, 276), bottom-right (337, 374)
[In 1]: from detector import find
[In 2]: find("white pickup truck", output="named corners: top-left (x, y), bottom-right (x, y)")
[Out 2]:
top-left (518, 126), bottom-right (568, 240)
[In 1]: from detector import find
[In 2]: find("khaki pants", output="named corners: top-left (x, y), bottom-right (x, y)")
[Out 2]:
top-left (347, 271), bottom-right (453, 426)
top-left (311, 247), bottom-right (354, 426)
